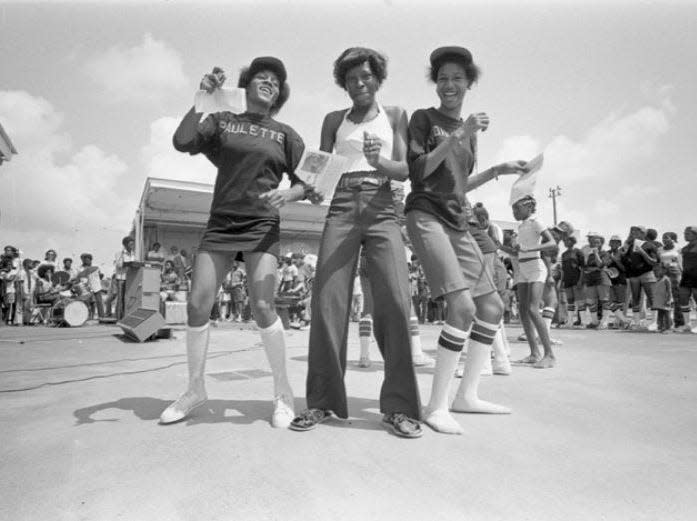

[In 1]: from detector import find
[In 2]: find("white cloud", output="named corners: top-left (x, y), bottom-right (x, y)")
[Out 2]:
top-left (472, 92), bottom-right (676, 239)
top-left (84, 34), bottom-right (189, 104)
top-left (0, 90), bottom-right (133, 272)
top-left (141, 116), bottom-right (217, 184)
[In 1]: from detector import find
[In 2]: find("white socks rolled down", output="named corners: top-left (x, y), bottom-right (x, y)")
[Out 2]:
top-left (451, 318), bottom-right (511, 415)
top-left (424, 323), bottom-right (467, 435)
top-left (159, 322), bottom-right (210, 424)
top-left (258, 317), bottom-right (294, 428)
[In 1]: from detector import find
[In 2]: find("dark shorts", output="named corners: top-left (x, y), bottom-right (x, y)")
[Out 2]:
top-left (199, 214), bottom-right (280, 259)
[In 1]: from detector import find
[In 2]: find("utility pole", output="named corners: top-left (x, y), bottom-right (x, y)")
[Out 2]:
top-left (548, 186), bottom-right (562, 226)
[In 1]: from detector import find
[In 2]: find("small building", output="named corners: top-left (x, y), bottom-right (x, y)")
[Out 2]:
top-left (133, 177), bottom-right (326, 260)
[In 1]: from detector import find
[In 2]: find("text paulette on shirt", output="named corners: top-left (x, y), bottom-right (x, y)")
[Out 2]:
top-left (294, 148), bottom-right (350, 199)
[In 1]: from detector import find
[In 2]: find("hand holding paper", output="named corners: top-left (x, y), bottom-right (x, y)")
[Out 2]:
top-left (509, 153), bottom-right (544, 205)
top-left (294, 148), bottom-right (350, 200)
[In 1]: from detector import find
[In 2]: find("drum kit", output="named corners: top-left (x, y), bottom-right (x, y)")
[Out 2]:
top-left (42, 272), bottom-right (92, 327)
top-left (48, 298), bottom-right (89, 327)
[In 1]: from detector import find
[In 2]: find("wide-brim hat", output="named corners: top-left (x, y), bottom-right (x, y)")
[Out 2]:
top-left (609, 234), bottom-right (622, 242)
top-left (248, 56), bottom-right (287, 85)
top-left (586, 231), bottom-right (603, 238)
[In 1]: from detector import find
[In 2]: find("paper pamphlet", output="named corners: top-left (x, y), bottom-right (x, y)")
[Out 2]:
top-left (295, 149), bottom-right (350, 199)
top-left (194, 88), bottom-right (247, 115)
top-left (509, 153), bottom-right (544, 205)
top-left (633, 238), bottom-right (645, 251)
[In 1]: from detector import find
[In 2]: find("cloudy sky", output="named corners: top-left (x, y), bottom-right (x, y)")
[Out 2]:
top-left (1, 0), bottom-right (695, 273)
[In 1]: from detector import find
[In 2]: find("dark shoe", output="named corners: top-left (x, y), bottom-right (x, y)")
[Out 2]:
top-left (289, 408), bottom-right (332, 431)
top-left (382, 413), bottom-right (423, 438)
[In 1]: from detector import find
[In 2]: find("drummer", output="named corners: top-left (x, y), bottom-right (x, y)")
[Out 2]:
top-left (78, 253), bottom-right (105, 319)
top-left (35, 265), bottom-right (61, 306)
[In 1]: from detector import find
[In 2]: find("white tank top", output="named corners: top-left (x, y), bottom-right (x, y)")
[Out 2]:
top-left (334, 104), bottom-right (393, 173)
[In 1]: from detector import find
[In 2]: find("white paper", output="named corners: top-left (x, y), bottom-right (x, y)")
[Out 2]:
top-left (633, 238), bottom-right (645, 251)
top-left (509, 153), bottom-right (544, 205)
top-left (295, 149), bottom-right (350, 199)
top-left (525, 153), bottom-right (544, 174)
top-left (194, 88), bottom-right (247, 115)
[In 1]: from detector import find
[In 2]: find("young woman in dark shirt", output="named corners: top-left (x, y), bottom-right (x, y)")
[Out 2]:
top-left (160, 57), bottom-right (308, 428)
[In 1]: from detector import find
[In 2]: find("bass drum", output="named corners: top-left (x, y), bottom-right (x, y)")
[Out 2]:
top-left (50, 299), bottom-right (89, 327)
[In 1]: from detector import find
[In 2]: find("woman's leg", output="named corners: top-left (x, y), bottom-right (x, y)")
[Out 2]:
top-left (451, 291), bottom-right (510, 413)
top-left (160, 250), bottom-right (229, 424)
top-left (516, 282), bottom-right (540, 362)
top-left (528, 281), bottom-right (556, 368)
top-left (303, 214), bottom-right (362, 419)
top-left (246, 251), bottom-right (295, 427)
top-left (364, 218), bottom-right (421, 421)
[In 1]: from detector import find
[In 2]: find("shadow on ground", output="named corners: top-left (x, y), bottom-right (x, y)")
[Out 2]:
top-left (73, 395), bottom-right (385, 432)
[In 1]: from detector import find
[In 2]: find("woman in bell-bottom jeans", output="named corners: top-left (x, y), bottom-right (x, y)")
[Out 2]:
top-left (290, 47), bottom-right (421, 438)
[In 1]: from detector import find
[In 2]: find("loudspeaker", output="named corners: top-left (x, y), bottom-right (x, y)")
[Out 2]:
top-left (124, 264), bottom-right (161, 316)
top-left (117, 308), bottom-right (166, 342)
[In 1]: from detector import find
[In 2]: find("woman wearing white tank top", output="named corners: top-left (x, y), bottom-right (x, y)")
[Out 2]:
top-left (290, 47), bottom-right (422, 438)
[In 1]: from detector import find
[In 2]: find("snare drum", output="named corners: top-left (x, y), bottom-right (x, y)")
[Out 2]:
top-left (50, 299), bottom-right (89, 327)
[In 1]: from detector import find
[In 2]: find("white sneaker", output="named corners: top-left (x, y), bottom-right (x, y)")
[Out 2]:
top-left (271, 394), bottom-right (295, 428)
top-left (159, 390), bottom-right (207, 424)
top-left (647, 322), bottom-right (658, 332)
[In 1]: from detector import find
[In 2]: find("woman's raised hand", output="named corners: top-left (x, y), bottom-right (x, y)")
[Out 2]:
top-left (456, 112), bottom-right (490, 139)
top-left (363, 131), bottom-right (383, 168)
top-left (495, 160), bottom-right (530, 176)
top-left (200, 67), bottom-right (226, 93)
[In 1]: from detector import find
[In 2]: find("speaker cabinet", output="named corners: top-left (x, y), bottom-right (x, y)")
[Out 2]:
top-left (124, 264), bottom-right (161, 316)
top-left (117, 308), bottom-right (166, 342)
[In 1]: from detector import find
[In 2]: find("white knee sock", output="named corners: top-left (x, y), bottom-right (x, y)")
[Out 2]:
top-left (258, 317), bottom-right (292, 398)
top-left (409, 315), bottom-right (424, 358)
top-left (452, 318), bottom-right (511, 414)
top-left (424, 323), bottom-right (467, 434)
top-left (186, 323), bottom-right (210, 394)
top-left (359, 316), bottom-right (372, 360)
top-left (492, 323), bottom-right (511, 375)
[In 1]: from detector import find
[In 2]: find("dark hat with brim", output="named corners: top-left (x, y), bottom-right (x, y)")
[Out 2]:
top-left (248, 56), bottom-right (287, 85)
top-left (430, 46), bottom-right (473, 68)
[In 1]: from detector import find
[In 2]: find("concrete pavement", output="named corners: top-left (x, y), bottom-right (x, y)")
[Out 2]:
top-left (1, 322), bottom-right (696, 521)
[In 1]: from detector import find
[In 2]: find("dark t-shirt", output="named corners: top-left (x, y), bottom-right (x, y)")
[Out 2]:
top-left (561, 248), bottom-right (584, 288)
top-left (405, 108), bottom-right (475, 231)
top-left (622, 241), bottom-right (658, 277)
top-left (175, 110), bottom-right (304, 220)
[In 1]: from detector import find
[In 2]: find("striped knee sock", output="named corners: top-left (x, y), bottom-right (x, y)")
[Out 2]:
top-left (456, 317), bottom-right (498, 401)
top-left (542, 306), bottom-right (555, 334)
top-left (428, 323), bottom-right (467, 412)
top-left (359, 316), bottom-right (372, 359)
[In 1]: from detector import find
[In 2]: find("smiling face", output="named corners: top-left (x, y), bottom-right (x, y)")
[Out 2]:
top-left (246, 69), bottom-right (280, 111)
top-left (512, 201), bottom-right (531, 221)
top-left (435, 62), bottom-right (469, 112)
top-left (344, 61), bottom-right (379, 108)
